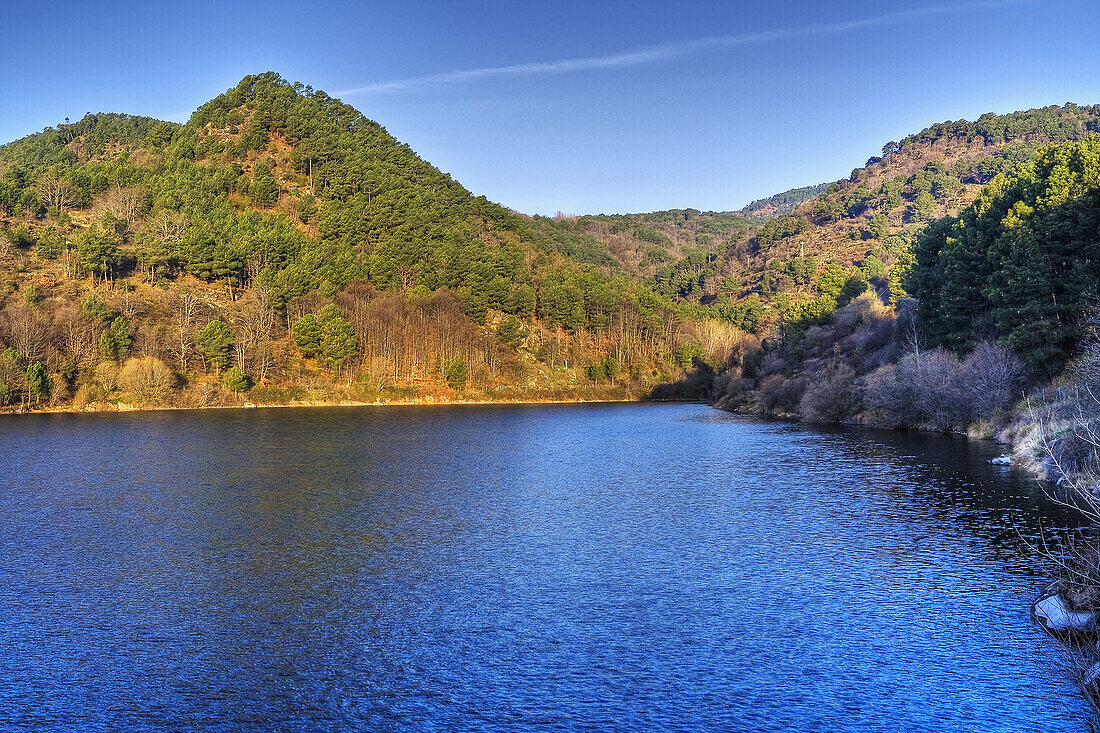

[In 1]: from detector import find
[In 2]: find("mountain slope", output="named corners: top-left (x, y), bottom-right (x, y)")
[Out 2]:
top-left (0, 73), bottom-right (747, 410)
top-left (705, 103), bottom-right (1100, 335)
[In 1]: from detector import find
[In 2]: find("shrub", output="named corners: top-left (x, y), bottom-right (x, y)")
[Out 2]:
top-left (863, 363), bottom-right (915, 427)
top-left (757, 374), bottom-right (805, 416)
top-left (864, 347), bottom-right (969, 430)
top-left (800, 362), bottom-right (861, 423)
top-left (292, 313), bottom-right (321, 357)
top-left (118, 356), bottom-right (176, 404)
top-left (25, 362), bottom-right (50, 404)
top-left (94, 361), bottom-right (120, 392)
top-left (6, 224), bottom-right (35, 248)
top-left (195, 320), bottom-right (233, 372)
top-left (960, 342), bottom-right (1022, 419)
top-left (443, 356), bottom-right (468, 390)
top-left (497, 315), bottom-right (526, 348)
top-left (99, 316), bottom-right (133, 360)
top-left (905, 348), bottom-right (968, 430)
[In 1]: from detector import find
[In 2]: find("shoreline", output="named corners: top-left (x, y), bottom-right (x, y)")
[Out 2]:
top-left (0, 395), bottom-right (683, 418)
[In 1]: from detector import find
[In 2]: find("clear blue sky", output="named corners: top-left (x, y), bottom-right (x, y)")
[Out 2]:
top-left (1, 0), bottom-right (1097, 215)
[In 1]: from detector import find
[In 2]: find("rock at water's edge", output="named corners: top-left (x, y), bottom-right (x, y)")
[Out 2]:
top-left (1034, 593), bottom-right (1097, 634)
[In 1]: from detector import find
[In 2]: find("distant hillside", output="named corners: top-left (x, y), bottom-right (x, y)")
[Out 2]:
top-left (737, 182), bottom-right (833, 222)
top-left (527, 209), bottom-right (754, 301)
top-left (711, 132), bottom-right (1100, 442)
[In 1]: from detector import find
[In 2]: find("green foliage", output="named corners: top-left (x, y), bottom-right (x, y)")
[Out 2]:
top-left (98, 316), bottom-right (132, 360)
top-left (496, 314), bottom-right (526, 348)
top-left (653, 248), bottom-right (720, 300)
top-left (6, 224), bottom-right (35, 248)
top-left (0, 348), bottom-right (21, 404)
top-left (586, 356), bottom-right (620, 382)
top-left (906, 136), bottom-right (1100, 377)
top-left (755, 214), bottom-right (809, 251)
top-left (60, 362), bottom-right (78, 389)
top-left (292, 313), bottom-right (321, 357)
top-left (195, 319), bottom-right (233, 372)
top-left (224, 366), bottom-right (252, 392)
top-left (296, 194), bottom-right (317, 223)
top-left (294, 305), bottom-right (357, 372)
top-left (80, 294), bottom-right (111, 322)
top-left (25, 362), bottom-right (50, 403)
top-left (675, 343), bottom-right (703, 370)
top-left (35, 226), bottom-right (66, 259)
top-left (910, 190), bottom-right (936, 221)
top-left (443, 355), bottom-right (467, 389)
top-left (866, 213), bottom-right (890, 239)
top-left (739, 182), bottom-right (833, 221)
top-left (714, 293), bottom-right (764, 332)
top-left (815, 263), bottom-right (847, 300)
top-left (861, 255), bottom-right (887, 282)
top-left (75, 225), bottom-right (122, 278)
top-left (250, 164), bottom-right (279, 207)
top-left (317, 304), bottom-right (357, 372)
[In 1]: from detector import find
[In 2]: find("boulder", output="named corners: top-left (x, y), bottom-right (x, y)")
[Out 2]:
top-left (1034, 592), bottom-right (1098, 634)
top-left (990, 454), bottom-right (1012, 465)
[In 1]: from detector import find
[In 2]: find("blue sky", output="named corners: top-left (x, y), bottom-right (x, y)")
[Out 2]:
top-left (1, 0), bottom-right (1097, 215)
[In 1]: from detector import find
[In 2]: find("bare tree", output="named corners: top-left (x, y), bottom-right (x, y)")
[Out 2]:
top-left (229, 289), bottom-right (276, 380)
top-left (171, 292), bottom-right (199, 370)
top-left (103, 183), bottom-right (143, 224)
top-left (38, 171), bottom-right (76, 211)
top-left (0, 301), bottom-right (51, 363)
top-left (54, 304), bottom-right (97, 363)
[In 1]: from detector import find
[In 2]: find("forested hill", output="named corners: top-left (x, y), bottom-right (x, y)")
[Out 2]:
top-left (528, 103), bottom-right (1100, 345)
top-left (526, 209), bottom-right (754, 301)
top-left (737, 182), bottom-right (832, 222)
top-left (0, 72), bottom-right (748, 410)
top-left (908, 135), bottom-right (1100, 378)
top-left (0, 75), bottom-right (1096, 412)
top-left (710, 132), bottom-right (1100, 439)
top-left (702, 103), bottom-right (1100, 336)
top-left (0, 75), bottom-right (542, 310)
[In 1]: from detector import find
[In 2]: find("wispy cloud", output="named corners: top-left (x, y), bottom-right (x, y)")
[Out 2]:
top-left (333, 1), bottom-right (1013, 96)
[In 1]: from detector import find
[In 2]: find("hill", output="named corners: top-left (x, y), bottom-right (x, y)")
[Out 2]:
top-left (527, 209), bottom-right (754, 296)
top-left (529, 103), bottom-right (1100, 346)
top-left (693, 103), bottom-right (1100, 336)
top-left (737, 182), bottom-right (833, 222)
top-left (711, 134), bottom-right (1100, 435)
top-left (0, 73), bottom-right (746, 410)
top-left (0, 76), bottom-right (1095, 412)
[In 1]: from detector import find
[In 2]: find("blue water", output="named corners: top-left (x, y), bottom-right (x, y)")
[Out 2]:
top-left (0, 403), bottom-right (1087, 730)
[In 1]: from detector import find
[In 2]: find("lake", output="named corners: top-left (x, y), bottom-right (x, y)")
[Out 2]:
top-left (0, 402), bottom-right (1087, 730)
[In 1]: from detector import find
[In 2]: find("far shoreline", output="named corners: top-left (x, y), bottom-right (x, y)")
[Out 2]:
top-left (0, 395), bottom-right (710, 419)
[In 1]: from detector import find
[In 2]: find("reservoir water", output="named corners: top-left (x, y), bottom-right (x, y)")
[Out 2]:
top-left (0, 403), bottom-right (1088, 730)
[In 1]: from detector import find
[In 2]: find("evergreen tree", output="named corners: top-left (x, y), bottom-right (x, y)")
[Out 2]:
top-left (25, 362), bottom-right (50, 404)
top-left (292, 313), bottom-right (322, 357)
top-left (99, 316), bottom-right (133, 360)
top-left (195, 320), bottom-right (233, 372)
top-left (224, 366), bottom-right (252, 392)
